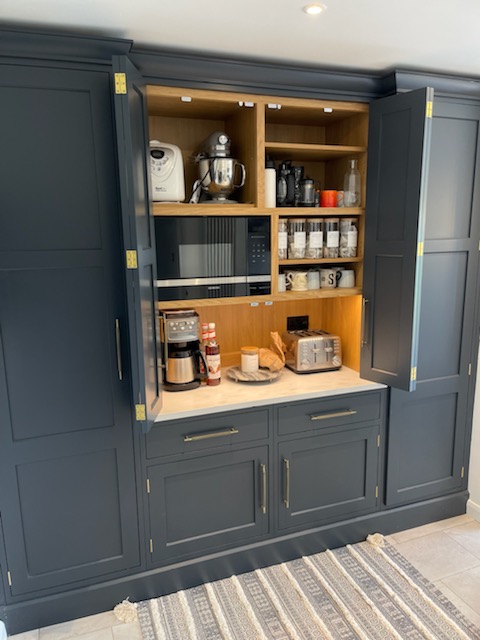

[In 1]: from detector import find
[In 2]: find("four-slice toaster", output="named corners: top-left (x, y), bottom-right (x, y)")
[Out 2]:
top-left (281, 329), bottom-right (342, 373)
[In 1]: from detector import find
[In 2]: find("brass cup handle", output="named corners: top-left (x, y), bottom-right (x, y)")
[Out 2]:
top-left (184, 427), bottom-right (239, 442)
top-left (283, 458), bottom-right (290, 509)
top-left (260, 463), bottom-right (267, 514)
top-left (310, 409), bottom-right (357, 421)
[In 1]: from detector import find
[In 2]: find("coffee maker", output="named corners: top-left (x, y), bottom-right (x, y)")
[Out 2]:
top-left (159, 309), bottom-right (206, 391)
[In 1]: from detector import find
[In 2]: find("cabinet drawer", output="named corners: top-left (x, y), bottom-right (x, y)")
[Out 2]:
top-left (146, 408), bottom-right (269, 459)
top-left (277, 391), bottom-right (382, 437)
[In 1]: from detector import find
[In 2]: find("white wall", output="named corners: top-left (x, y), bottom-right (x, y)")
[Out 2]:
top-left (468, 347), bottom-right (480, 521)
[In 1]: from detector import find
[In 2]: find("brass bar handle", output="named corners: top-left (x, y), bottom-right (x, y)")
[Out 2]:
top-left (115, 319), bottom-right (123, 381)
top-left (284, 458), bottom-right (290, 509)
top-left (260, 463), bottom-right (267, 515)
top-left (310, 409), bottom-right (357, 421)
top-left (184, 428), bottom-right (239, 442)
top-left (361, 297), bottom-right (369, 346)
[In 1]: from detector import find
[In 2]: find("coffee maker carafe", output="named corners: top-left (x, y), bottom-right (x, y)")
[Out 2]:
top-left (159, 309), bottom-right (206, 391)
top-left (194, 131), bottom-right (246, 203)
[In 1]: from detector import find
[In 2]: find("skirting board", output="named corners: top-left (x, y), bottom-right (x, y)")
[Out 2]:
top-left (0, 491), bottom-right (468, 636)
top-left (467, 497), bottom-right (480, 521)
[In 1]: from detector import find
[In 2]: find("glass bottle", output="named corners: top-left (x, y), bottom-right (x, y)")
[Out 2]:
top-left (343, 159), bottom-right (361, 207)
top-left (205, 322), bottom-right (221, 386)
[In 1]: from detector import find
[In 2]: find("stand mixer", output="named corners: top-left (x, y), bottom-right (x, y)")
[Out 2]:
top-left (193, 132), bottom-right (246, 204)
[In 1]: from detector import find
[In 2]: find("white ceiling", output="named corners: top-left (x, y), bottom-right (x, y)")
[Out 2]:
top-left (1, 0), bottom-right (480, 77)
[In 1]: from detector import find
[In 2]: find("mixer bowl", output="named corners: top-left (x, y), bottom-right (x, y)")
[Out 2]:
top-left (197, 157), bottom-right (246, 202)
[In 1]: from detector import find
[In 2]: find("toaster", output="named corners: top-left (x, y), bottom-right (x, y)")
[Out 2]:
top-left (282, 329), bottom-right (342, 373)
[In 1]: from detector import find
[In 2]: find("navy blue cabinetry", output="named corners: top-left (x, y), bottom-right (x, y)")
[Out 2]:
top-left (0, 63), bottom-right (141, 597)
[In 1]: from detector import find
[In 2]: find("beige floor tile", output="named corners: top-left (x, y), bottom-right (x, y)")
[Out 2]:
top-left (8, 631), bottom-right (40, 640)
top-left (444, 521), bottom-right (480, 559)
top-left (441, 565), bottom-right (480, 615)
top-left (395, 530), bottom-right (480, 582)
top-left (387, 514), bottom-right (473, 544)
top-left (434, 580), bottom-right (480, 628)
top-left (111, 621), bottom-right (143, 640)
top-left (39, 612), bottom-right (118, 639)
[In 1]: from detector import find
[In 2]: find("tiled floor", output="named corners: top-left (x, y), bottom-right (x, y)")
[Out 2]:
top-left (7, 514), bottom-right (480, 639)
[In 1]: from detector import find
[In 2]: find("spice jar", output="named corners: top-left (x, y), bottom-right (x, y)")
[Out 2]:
top-left (306, 218), bottom-right (323, 259)
top-left (278, 218), bottom-right (288, 260)
top-left (323, 218), bottom-right (340, 258)
top-left (241, 346), bottom-right (259, 373)
top-left (339, 218), bottom-right (358, 258)
top-left (288, 218), bottom-right (306, 259)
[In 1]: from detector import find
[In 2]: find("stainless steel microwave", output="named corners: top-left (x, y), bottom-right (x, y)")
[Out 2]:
top-left (154, 216), bottom-right (271, 301)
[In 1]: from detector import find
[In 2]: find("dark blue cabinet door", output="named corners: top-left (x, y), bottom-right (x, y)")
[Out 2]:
top-left (0, 64), bottom-right (140, 596)
top-left (112, 56), bottom-right (162, 433)
top-left (361, 88), bottom-right (434, 391)
top-left (386, 99), bottom-right (480, 505)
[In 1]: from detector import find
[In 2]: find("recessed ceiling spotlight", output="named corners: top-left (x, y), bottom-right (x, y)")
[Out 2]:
top-left (303, 3), bottom-right (326, 15)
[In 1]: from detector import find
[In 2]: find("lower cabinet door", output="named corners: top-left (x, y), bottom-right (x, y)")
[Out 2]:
top-left (148, 446), bottom-right (270, 563)
top-left (278, 426), bottom-right (379, 531)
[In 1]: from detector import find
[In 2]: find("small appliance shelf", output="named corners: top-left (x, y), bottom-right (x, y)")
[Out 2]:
top-left (265, 142), bottom-right (367, 161)
top-left (152, 203), bottom-right (257, 216)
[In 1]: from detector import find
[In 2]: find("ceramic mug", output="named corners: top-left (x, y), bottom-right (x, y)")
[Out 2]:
top-left (278, 273), bottom-right (286, 292)
top-left (307, 270), bottom-right (320, 290)
top-left (338, 269), bottom-right (355, 288)
top-left (285, 270), bottom-right (308, 291)
top-left (320, 268), bottom-right (340, 289)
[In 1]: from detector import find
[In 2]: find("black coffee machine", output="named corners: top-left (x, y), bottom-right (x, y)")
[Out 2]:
top-left (159, 309), bottom-right (206, 391)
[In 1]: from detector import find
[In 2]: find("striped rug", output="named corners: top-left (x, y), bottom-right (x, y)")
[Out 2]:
top-left (136, 535), bottom-right (480, 639)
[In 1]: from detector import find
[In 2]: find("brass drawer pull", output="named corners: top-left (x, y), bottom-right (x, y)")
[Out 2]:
top-left (260, 463), bottom-right (267, 514)
top-left (283, 458), bottom-right (290, 509)
top-left (184, 427), bottom-right (239, 442)
top-left (310, 409), bottom-right (357, 421)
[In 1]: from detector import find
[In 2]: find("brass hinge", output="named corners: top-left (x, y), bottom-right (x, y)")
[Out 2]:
top-left (377, 434), bottom-right (381, 448)
top-left (426, 101), bottom-right (433, 118)
top-left (468, 363), bottom-right (472, 376)
top-left (126, 250), bottom-right (138, 269)
top-left (7, 570), bottom-right (12, 587)
top-left (411, 366), bottom-right (417, 382)
top-left (417, 241), bottom-right (424, 257)
top-left (375, 486), bottom-right (379, 499)
top-left (136, 404), bottom-right (146, 421)
top-left (149, 538), bottom-right (154, 554)
top-left (146, 478), bottom-right (151, 494)
top-left (461, 466), bottom-right (465, 479)
top-left (114, 72), bottom-right (127, 94)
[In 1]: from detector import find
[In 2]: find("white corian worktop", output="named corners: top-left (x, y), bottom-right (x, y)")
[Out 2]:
top-left (155, 366), bottom-right (386, 422)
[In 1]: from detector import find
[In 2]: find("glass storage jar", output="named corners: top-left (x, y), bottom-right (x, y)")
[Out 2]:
top-left (323, 218), bottom-right (340, 258)
top-left (339, 217), bottom-right (358, 258)
top-left (278, 218), bottom-right (288, 260)
top-left (288, 218), bottom-right (306, 259)
top-left (306, 218), bottom-right (323, 259)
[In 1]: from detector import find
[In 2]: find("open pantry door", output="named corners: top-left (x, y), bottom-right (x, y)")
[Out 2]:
top-left (113, 56), bottom-right (162, 432)
top-left (361, 87), bottom-right (434, 392)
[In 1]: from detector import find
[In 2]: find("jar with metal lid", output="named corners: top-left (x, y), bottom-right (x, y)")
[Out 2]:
top-left (278, 218), bottom-right (288, 260)
top-left (288, 218), bottom-right (306, 259)
top-left (306, 218), bottom-right (323, 259)
top-left (241, 346), bottom-right (259, 373)
top-left (339, 217), bottom-right (358, 257)
top-left (323, 218), bottom-right (340, 258)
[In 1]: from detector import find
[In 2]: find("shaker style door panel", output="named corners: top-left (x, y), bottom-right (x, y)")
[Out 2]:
top-left (148, 447), bottom-right (269, 563)
top-left (386, 99), bottom-right (480, 506)
top-left (278, 426), bottom-right (379, 531)
top-left (0, 63), bottom-right (140, 596)
top-left (361, 87), bottom-right (434, 391)
top-left (113, 56), bottom-right (161, 433)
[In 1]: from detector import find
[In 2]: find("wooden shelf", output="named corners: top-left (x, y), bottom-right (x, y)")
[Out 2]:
top-left (272, 207), bottom-right (364, 216)
top-left (265, 142), bottom-right (367, 161)
top-left (152, 203), bottom-right (257, 216)
top-left (279, 257), bottom-right (362, 266)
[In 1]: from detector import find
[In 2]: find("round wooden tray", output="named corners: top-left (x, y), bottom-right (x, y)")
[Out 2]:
top-left (226, 366), bottom-right (282, 384)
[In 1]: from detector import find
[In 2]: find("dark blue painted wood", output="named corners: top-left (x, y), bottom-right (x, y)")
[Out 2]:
top-left (113, 56), bottom-right (162, 433)
top-left (361, 87), bottom-right (434, 391)
top-left (0, 63), bottom-right (140, 596)
top-left (386, 99), bottom-right (480, 506)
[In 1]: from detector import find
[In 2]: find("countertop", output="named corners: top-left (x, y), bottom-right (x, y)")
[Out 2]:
top-left (155, 366), bottom-right (386, 422)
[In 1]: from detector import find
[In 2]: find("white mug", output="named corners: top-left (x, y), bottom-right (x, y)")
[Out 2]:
top-left (320, 268), bottom-right (338, 289)
top-left (285, 270), bottom-right (308, 291)
top-left (278, 273), bottom-right (286, 292)
top-left (338, 269), bottom-right (355, 288)
top-left (307, 270), bottom-right (320, 290)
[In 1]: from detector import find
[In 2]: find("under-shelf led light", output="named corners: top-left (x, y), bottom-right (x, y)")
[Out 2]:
top-left (303, 3), bottom-right (326, 15)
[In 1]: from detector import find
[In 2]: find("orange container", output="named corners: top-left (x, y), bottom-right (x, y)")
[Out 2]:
top-left (320, 190), bottom-right (338, 207)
